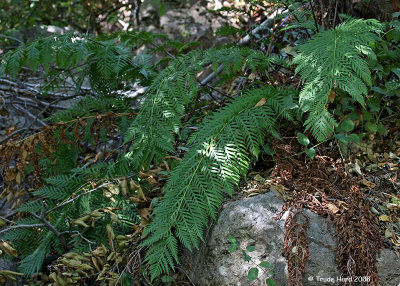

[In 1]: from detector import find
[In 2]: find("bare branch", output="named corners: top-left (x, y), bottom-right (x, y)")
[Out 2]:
top-left (0, 222), bottom-right (45, 236)
top-left (30, 212), bottom-right (67, 249)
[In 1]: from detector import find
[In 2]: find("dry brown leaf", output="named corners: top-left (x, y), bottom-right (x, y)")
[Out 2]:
top-left (390, 236), bottom-right (400, 247)
top-left (15, 172), bottom-right (22, 185)
top-left (327, 203), bottom-right (339, 214)
top-left (389, 173), bottom-right (398, 182)
top-left (254, 98), bottom-right (267, 107)
top-left (378, 215), bottom-right (391, 222)
top-left (0, 241), bottom-right (17, 257)
top-left (106, 225), bottom-right (115, 247)
top-left (22, 149), bottom-right (28, 159)
top-left (139, 208), bottom-right (151, 220)
top-left (361, 179), bottom-right (376, 188)
top-left (128, 196), bottom-right (142, 203)
top-left (328, 89), bottom-right (336, 103)
top-left (94, 152), bottom-right (104, 162)
top-left (384, 228), bottom-right (393, 239)
top-left (118, 179), bottom-right (128, 196)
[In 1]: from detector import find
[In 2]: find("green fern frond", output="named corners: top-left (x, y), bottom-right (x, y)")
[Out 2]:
top-left (47, 95), bottom-right (131, 122)
top-left (125, 47), bottom-right (280, 171)
top-left (33, 174), bottom-right (85, 200)
top-left (26, 42), bottom-right (41, 72)
top-left (6, 48), bottom-right (25, 78)
top-left (124, 52), bottom-right (201, 170)
top-left (304, 107), bottom-right (338, 141)
top-left (18, 244), bottom-right (49, 277)
top-left (141, 86), bottom-right (296, 279)
top-left (205, 46), bottom-right (274, 75)
top-left (293, 18), bottom-right (382, 141)
top-left (0, 33), bottom-right (142, 94)
top-left (16, 200), bottom-right (43, 213)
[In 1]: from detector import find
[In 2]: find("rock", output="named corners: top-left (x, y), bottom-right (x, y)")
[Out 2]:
top-left (180, 192), bottom-right (400, 286)
top-left (377, 248), bottom-right (400, 286)
top-left (159, 2), bottom-right (225, 49)
top-left (0, 198), bottom-right (14, 218)
top-left (0, 258), bottom-right (24, 286)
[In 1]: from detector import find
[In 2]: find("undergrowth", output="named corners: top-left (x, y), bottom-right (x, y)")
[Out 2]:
top-left (0, 2), bottom-right (399, 285)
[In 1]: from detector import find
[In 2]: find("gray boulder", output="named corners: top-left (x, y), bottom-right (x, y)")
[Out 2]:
top-left (159, 2), bottom-right (226, 49)
top-left (0, 258), bottom-right (24, 286)
top-left (180, 192), bottom-right (400, 286)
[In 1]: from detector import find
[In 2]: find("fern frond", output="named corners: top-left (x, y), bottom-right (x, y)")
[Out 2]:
top-left (125, 47), bottom-right (279, 170)
top-left (124, 51), bottom-right (201, 170)
top-left (293, 18), bottom-right (382, 141)
top-left (304, 107), bottom-right (337, 141)
top-left (141, 86), bottom-right (296, 279)
top-left (18, 244), bottom-right (49, 277)
top-left (47, 95), bottom-right (131, 122)
top-left (33, 174), bottom-right (85, 200)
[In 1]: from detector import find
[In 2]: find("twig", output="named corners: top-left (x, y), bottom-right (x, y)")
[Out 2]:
top-left (318, 0), bottom-right (326, 29)
top-left (13, 104), bottom-right (48, 126)
top-left (60, 230), bottom-right (95, 249)
top-left (333, 0), bottom-right (339, 27)
top-left (97, 4), bottom-right (128, 24)
top-left (0, 128), bottom-right (29, 145)
top-left (198, 79), bottom-right (234, 100)
top-left (150, 42), bottom-right (234, 101)
top-left (0, 94), bottom-right (74, 144)
top-left (309, 0), bottom-right (320, 33)
top-left (30, 211), bottom-right (67, 249)
top-left (0, 222), bottom-right (46, 235)
top-left (0, 34), bottom-right (24, 44)
top-left (200, 7), bottom-right (286, 86)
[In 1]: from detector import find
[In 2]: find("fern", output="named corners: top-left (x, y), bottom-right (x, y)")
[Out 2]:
top-left (0, 33), bottom-right (144, 94)
top-left (1, 17), bottom-right (387, 282)
top-left (141, 86), bottom-right (296, 279)
top-left (293, 18), bottom-right (382, 141)
top-left (124, 50), bottom-right (202, 170)
top-left (277, 1), bottom-right (319, 32)
top-left (125, 46), bottom-right (279, 170)
top-left (47, 95), bottom-right (132, 122)
top-left (5, 161), bottom-right (136, 275)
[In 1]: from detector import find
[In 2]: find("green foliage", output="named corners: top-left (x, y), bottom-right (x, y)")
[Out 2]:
top-left (47, 96), bottom-right (132, 122)
top-left (2, 161), bottom-right (139, 276)
top-left (0, 9), bottom-right (394, 284)
top-left (141, 86), bottom-right (296, 279)
top-left (0, 32), bottom-right (161, 95)
top-left (0, 0), bottom-right (129, 37)
top-left (125, 46), bottom-right (279, 170)
top-left (228, 236), bottom-right (276, 284)
top-left (293, 19), bottom-right (382, 141)
top-left (124, 51), bottom-right (202, 170)
top-left (277, 1), bottom-right (319, 32)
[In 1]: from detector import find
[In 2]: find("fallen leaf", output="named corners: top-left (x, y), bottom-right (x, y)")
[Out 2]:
top-left (254, 174), bottom-right (264, 183)
top-left (390, 236), bottom-right (400, 247)
top-left (387, 203), bottom-right (400, 210)
top-left (384, 229), bottom-right (393, 239)
top-left (361, 179), bottom-right (376, 188)
top-left (327, 203), bottom-right (339, 214)
top-left (328, 89), bottom-right (336, 103)
top-left (145, 175), bottom-right (157, 184)
top-left (254, 98), bottom-right (267, 107)
top-left (354, 161), bottom-right (362, 175)
top-left (379, 215), bottom-right (391, 222)
top-left (15, 172), bottom-right (22, 185)
top-left (139, 208), bottom-right (152, 220)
